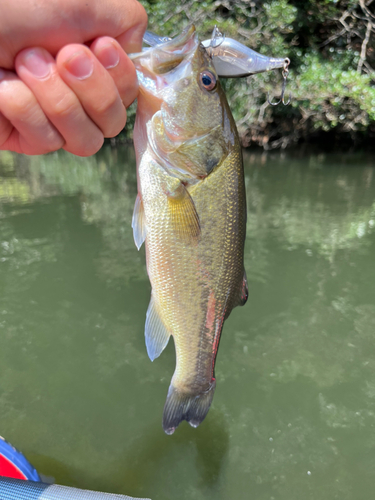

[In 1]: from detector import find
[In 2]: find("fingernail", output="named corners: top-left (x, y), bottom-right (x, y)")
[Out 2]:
top-left (65, 51), bottom-right (93, 80)
top-left (97, 43), bottom-right (120, 69)
top-left (21, 49), bottom-right (51, 78)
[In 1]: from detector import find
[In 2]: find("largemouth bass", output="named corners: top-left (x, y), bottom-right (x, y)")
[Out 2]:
top-left (132, 26), bottom-right (248, 435)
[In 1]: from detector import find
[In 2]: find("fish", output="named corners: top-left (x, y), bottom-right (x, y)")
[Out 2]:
top-left (131, 25), bottom-right (248, 435)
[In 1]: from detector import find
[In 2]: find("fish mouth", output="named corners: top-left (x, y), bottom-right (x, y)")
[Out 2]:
top-left (132, 25), bottom-right (199, 97)
top-left (134, 26), bottom-right (203, 144)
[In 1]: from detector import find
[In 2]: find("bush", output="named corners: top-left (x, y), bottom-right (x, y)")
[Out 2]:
top-left (120, 0), bottom-right (375, 149)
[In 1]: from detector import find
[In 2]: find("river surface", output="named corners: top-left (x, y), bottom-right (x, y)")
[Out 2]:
top-left (0, 146), bottom-right (375, 500)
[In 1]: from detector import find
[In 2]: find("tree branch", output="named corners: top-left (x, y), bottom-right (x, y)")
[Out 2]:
top-left (357, 21), bottom-right (372, 73)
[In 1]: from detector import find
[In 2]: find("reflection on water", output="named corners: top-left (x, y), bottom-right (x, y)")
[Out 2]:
top-left (1, 147), bottom-right (375, 499)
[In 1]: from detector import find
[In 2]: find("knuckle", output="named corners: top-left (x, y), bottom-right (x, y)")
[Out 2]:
top-left (137, 4), bottom-right (149, 31)
top-left (88, 134), bottom-right (105, 155)
top-left (0, 113), bottom-right (12, 146)
top-left (29, 124), bottom-right (64, 154)
top-left (42, 134), bottom-right (65, 153)
top-left (9, 94), bottom-right (35, 119)
top-left (22, 106), bottom-right (64, 153)
top-left (94, 93), bottom-right (119, 116)
top-left (72, 133), bottom-right (104, 157)
top-left (51, 93), bottom-right (80, 119)
top-left (0, 79), bottom-right (45, 124)
top-left (103, 113), bottom-right (126, 138)
top-left (100, 105), bottom-right (127, 138)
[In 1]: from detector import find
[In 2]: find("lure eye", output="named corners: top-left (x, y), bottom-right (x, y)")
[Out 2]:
top-left (199, 71), bottom-right (216, 91)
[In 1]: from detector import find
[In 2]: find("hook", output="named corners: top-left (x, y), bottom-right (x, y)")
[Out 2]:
top-left (267, 58), bottom-right (291, 106)
top-left (208, 25), bottom-right (225, 58)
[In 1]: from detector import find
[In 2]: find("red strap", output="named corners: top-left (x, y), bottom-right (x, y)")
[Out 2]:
top-left (0, 454), bottom-right (27, 480)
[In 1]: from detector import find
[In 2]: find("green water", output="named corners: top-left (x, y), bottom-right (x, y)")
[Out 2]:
top-left (1, 146), bottom-right (375, 500)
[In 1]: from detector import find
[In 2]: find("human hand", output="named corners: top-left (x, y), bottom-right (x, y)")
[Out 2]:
top-left (0, 0), bottom-right (147, 155)
top-left (0, 0), bottom-right (147, 69)
top-left (0, 37), bottom-right (140, 155)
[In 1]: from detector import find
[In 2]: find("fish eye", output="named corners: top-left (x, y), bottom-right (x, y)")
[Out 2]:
top-left (199, 71), bottom-right (216, 91)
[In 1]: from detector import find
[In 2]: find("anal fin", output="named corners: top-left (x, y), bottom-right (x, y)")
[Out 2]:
top-left (145, 296), bottom-right (171, 361)
top-left (132, 193), bottom-right (147, 250)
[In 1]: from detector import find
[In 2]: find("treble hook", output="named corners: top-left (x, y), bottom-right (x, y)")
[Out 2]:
top-left (208, 25), bottom-right (225, 59)
top-left (267, 58), bottom-right (291, 106)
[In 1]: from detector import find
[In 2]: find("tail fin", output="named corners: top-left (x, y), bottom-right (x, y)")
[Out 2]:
top-left (162, 380), bottom-right (216, 435)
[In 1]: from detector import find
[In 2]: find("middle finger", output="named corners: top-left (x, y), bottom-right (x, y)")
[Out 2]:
top-left (56, 44), bottom-right (127, 139)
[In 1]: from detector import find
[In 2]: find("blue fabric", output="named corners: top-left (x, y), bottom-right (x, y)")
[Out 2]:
top-left (0, 477), bottom-right (151, 500)
top-left (0, 438), bottom-right (41, 481)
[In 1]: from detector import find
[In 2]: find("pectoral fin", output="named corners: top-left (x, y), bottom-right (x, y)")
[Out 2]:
top-left (132, 193), bottom-right (147, 250)
top-left (167, 183), bottom-right (200, 243)
top-left (145, 296), bottom-right (171, 361)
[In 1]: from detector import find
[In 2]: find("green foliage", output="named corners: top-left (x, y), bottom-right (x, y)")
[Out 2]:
top-left (119, 0), bottom-right (375, 149)
top-left (295, 55), bottom-right (375, 132)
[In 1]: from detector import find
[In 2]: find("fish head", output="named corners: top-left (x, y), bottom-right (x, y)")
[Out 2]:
top-left (132, 26), bottom-right (237, 180)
